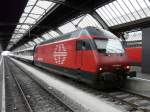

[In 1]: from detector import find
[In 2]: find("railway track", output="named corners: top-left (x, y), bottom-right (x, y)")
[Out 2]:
top-left (67, 79), bottom-right (150, 112)
top-left (7, 58), bottom-right (150, 112)
top-left (68, 81), bottom-right (150, 112)
top-left (5, 59), bottom-right (30, 112)
top-left (5, 58), bottom-right (75, 112)
top-left (107, 90), bottom-right (150, 112)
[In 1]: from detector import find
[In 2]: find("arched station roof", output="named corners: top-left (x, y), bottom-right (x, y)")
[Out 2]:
top-left (0, 0), bottom-right (149, 51)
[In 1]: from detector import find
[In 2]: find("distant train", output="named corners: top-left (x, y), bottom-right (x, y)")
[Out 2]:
top-left (125, 47), bottom-right (142, 65)
top-left (12, 27), bottom-right (136, 89)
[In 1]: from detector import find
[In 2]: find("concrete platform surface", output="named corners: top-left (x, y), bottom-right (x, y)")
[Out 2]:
top-left (121, 66), bottom-right (150, 98)
top-left (125, 77), bottom-right (150, 98)
top-left (0, 56), bottom-right (5, 112)
top-left (0, 56), bottom-right (2, 66)
top-left (131, 66), bottom-right (150, 80)
top-left (0, 56), bottom-right (3, 111)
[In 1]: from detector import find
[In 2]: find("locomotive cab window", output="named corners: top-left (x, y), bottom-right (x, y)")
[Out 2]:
top-left (94, 39), bottom-right (124, 53)
top-left (76, 40), bottom-right (91, 50)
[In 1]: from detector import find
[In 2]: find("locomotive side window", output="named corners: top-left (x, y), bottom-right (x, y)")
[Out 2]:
top-left (76, 40), bottom-right (92, 50)
top-left (76, 40), bottom-right (83, 50)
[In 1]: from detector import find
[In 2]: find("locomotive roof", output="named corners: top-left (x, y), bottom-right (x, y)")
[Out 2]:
top-left (39, 26), bottom-right (118, 45)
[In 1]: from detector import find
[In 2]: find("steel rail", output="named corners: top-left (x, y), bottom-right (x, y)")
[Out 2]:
top-left (5, 61), bottom-right (33, 112)
top-left (9, 58), bottom-right (75, 112)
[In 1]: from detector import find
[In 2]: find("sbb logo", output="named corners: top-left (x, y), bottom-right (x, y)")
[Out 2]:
top-left (53, 44), bottom-right (68, 64)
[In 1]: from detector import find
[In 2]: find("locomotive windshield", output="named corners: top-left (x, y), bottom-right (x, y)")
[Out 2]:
top-left (94, 39), bottom-right (124, 53)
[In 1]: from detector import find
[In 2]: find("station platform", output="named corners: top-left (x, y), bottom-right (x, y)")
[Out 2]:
top-left (124, 66), bottom-right (150, 98)
top-left (131, 66), bottom-right (150, 80)
top-left (0, 56), bottom-right (2, 111)
top-left (0, 56), bottom-right (5, 112)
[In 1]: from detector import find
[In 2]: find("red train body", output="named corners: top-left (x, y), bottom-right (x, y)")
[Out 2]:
top-left (125, 47), bottom-right (142, 65)
top-left (34, 27), bottom-right (135, 89)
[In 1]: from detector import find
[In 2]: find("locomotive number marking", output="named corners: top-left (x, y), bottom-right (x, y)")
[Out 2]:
top-left (53, 44), bottom-right (68, 64)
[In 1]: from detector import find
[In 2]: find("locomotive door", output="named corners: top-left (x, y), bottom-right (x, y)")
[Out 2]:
top-left (76, 40), bottom-right (91, 69)
top-left (76, 40), bottom-right (83, 69)
top-left (76, 39), bottom-right (94, 72)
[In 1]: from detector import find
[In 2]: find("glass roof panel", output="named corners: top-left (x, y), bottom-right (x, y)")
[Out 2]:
top-left (10, 38), bottom-right (18, 42)
top-left (48, 31), bottom-right (59, 37)
top-left (31, 6), bottom-right (45, 15)
top-left (124, 0), bottom-right (140, 20)
top-left (117, 0), bottom-right (135, 21)
top-left (37, 38), bottom-right (44, 42)
top-left (24, 6), bottom-right (32, 13)
top-left (103, 6), bottom-right (117, 25)
top-left (29, 14), bottom-right (40, 19)
top-left (108, 3), bottom-right (126, 23)
top-left (24, 44), bottom-right (30, 47)
top-left (113, 1), bottom-right (130, 22)
top-left (34, 38), bottom-right (41, 44)
top-left (25, 17), bottom-right (36, 24)
top-left (28, 41), bottom-right (34, 46)
top-left (72, 14), bottom-right (102, 29)
top-left (42, 33), bottom-right (51, 40)
top-left (96, 8), bottom-right (113, 26)
top-left (19, 17), bottom-right (26, 23)
top-left (105, 5), bottom-right (121, 25)
top-left (21, 25), bottom-right (30, 30)
top-left (138, 0), bottom-right (150, 16)
top-left (22, 13), bottom-right (28, 17)
top-left (58, 22), bottom-right (77, 34)
top-left (28, 0), bottom-right (36, 5)
top-left (7, 0), bottom-right (55, 50)
top-left (17, 13), bottom-right (102, 46)
top-left (96, 0), bottom-right (150, 26)
top-left (145, 0), bottom-right (150, 7)
top-left (36, 1), bottom-right (52, 9)
top-left (16, 25), bottom-right (21, 29)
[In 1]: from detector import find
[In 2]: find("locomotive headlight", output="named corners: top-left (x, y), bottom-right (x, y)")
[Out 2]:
top-left (99, 67), bottom-right (103, 71)
top-left (126, 65), bottom-right (130, 69)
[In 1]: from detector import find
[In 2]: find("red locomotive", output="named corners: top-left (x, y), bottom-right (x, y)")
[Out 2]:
top-left (33, 27), bottom-right (136, 89)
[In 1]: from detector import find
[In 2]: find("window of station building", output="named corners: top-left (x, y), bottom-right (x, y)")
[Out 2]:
top-left (96, 0), bottom-right (150, 26)
top-left (8, 0), bottom-right (56, 49)
top-left (125, 31), bottom-right (142, 41)
top-left (124, 30), bottom-right (142, 47)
